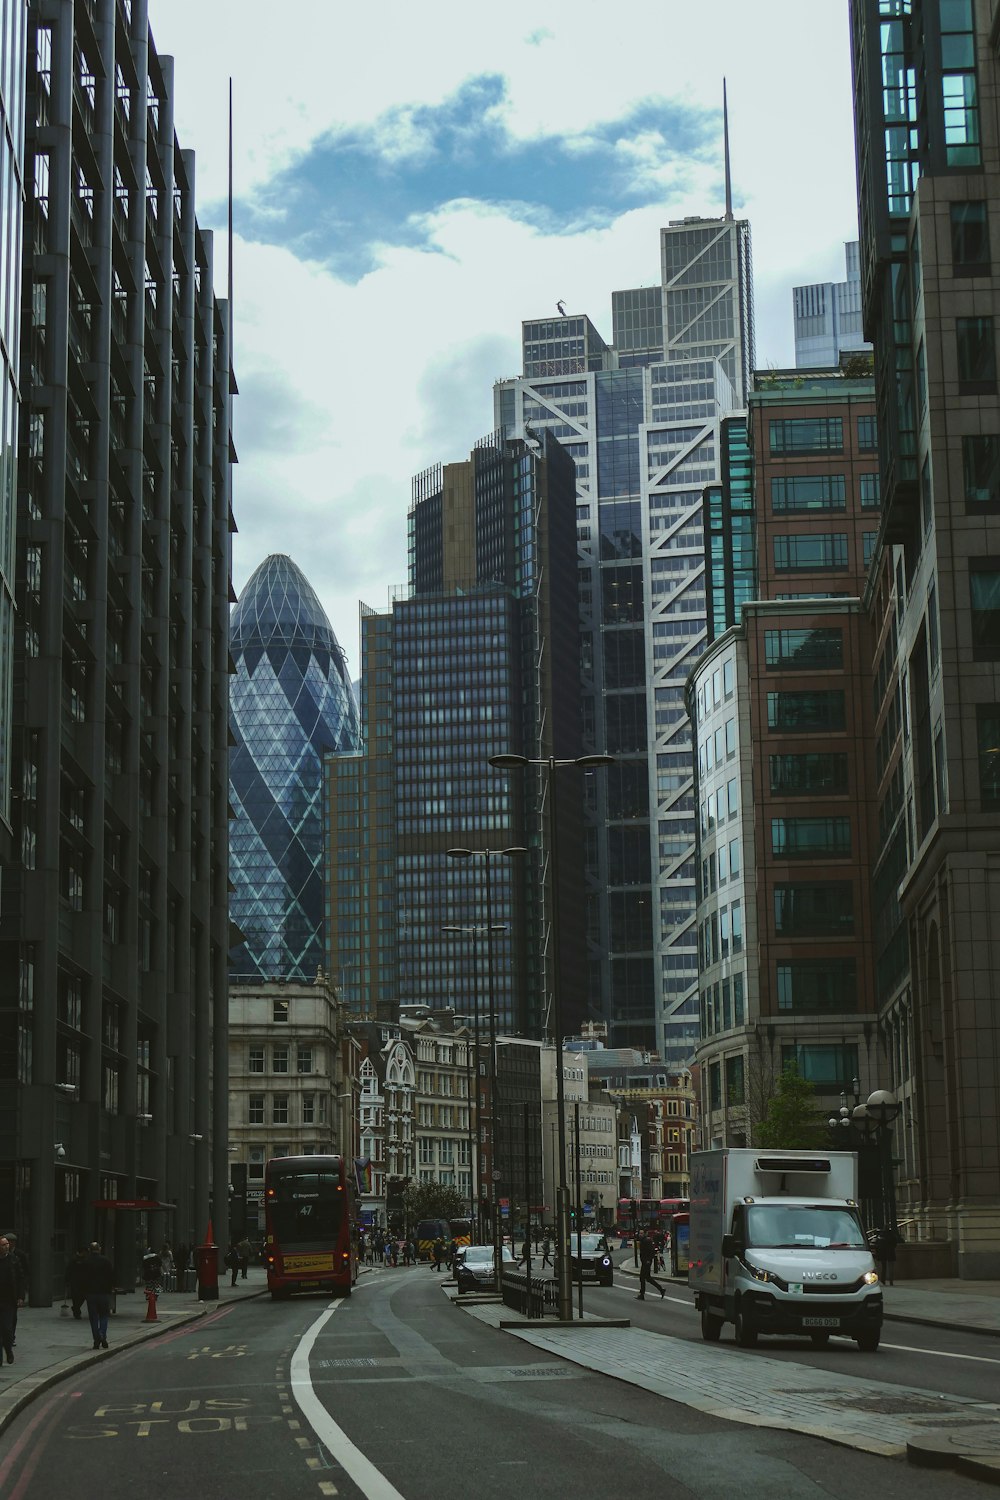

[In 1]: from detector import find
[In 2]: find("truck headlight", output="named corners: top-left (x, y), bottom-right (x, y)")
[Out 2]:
top-left (747, 1263), bottom-right (770, 1283)
top-left (863, 1270), bottom-right (880, 1286)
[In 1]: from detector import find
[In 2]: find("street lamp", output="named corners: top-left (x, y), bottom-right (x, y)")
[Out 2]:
top-left (489, 752), bottom-right (615, 1321)
top-left (441, 921), bottom-right (506, 1244)
top-left (828, 1083), bottom-right (901, 1232)
top-left (446, 845), bottom-right (527, 1290)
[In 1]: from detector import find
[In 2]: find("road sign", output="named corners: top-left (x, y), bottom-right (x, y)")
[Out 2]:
top-left (492, 1171), bottom-right (501, 1181)
top-left (498, 1197), bottom-right (509, 1207)
top-left (500, 1205), bottom-right (510, 1217)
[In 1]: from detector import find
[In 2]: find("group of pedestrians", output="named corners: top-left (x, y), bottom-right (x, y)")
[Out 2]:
top-left (61, 1242), bottom-right (116, 1349)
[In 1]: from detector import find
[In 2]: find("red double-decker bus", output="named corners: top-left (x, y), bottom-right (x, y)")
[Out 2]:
top-left (617, 1197), bottom-right (690, 1235)
top-left (264, 1154), bottom-right (357, 1299)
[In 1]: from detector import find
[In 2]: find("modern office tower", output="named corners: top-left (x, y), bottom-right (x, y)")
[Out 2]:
top-left (0, 1), bottom-right (27, 836)
top-left (496, 213), bottom-right (754, 1065)
top-left (793, 242), bottom-right (872, 369)
top-left (327, 429), bottom-right (584, 1045)
top-left (0, 0), bottom-right (234, 1298)
top-left (230, 554), bottom-right (360, 982)
top-left (850, 0), bottom-right (1000, 1274)
top-left (689, 369), bottom-right (880, 1149)
top-left (703, 416), bottom-right (756, 643)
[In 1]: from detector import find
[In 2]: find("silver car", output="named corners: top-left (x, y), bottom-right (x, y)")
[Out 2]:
top-left (454, 1243), bottom-right (515, 1293)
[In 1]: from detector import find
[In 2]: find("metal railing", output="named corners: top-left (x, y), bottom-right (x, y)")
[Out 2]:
top-left (500, 1270), bottom-right (558, 1320)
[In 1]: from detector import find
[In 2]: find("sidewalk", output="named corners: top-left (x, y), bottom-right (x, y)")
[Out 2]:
top-left (0, 1267), bottom-right (267, 1436)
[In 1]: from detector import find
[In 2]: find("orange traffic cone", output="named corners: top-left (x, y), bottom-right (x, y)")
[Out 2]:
top-left (144, 1286), bottom-right (158, 1322)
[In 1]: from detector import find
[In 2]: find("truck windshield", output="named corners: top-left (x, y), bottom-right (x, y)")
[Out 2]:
top-left (746, 1204), bottom-right (867, 1249)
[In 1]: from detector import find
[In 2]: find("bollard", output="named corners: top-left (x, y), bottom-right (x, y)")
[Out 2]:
top-left (144, 1286), bottom-right (159, 1322)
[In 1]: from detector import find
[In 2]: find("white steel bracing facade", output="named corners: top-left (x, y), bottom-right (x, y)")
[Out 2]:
top-left (496, 216), bottom-right (754, 1066)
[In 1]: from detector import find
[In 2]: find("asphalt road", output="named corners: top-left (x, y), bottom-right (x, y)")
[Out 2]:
top-left (0, 1269), bottom-right (994, 1500)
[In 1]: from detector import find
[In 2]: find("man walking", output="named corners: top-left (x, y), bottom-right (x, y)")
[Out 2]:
top-left (541, 1234), bottom-right (552, 1268)
top-left (636, 1231), bottom-right (666, 1301)
top-left (0, 1238), bottom-right (26, 1362)
top-left (83, 1241), bottom-right (115, 1350)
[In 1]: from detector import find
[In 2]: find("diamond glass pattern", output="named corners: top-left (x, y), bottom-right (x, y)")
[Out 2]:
top-left (229, 554), bottom-right (360, 979)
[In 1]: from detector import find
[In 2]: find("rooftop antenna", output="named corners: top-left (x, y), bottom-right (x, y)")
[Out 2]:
top-left (723, 78), bottom-right (733, 221)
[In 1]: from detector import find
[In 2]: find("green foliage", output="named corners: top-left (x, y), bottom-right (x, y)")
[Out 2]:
top-left (401, 1181), bottom-right (466, 1225)
top-left (755, 1062), bottom-right (827, 1149)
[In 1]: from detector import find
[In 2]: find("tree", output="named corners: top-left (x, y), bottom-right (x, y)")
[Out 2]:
top-left (401, 1182), bottom-right (466, 1229)
top-left (755, 1062), bottom-right (827, 1149)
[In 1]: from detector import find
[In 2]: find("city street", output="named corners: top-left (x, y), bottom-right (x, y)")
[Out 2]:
top-left (1, 1264), bottom-right (995, 1500)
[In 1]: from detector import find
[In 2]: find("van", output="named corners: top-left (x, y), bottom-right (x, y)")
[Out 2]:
top-left (414, 1219), bottom-right (451, 1261)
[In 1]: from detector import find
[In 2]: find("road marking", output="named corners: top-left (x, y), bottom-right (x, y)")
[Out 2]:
top-left (291, 1302), bottom-right (407, 1500)
top-left (881, 1341), bottom-right (1000, 1365)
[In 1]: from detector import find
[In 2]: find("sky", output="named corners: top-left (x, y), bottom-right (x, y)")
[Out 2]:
top-left (148, 0), bottom-right (862, 679)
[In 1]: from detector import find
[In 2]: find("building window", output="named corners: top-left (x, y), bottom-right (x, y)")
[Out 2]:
top-left (940, 3), bottom-right (981, 168)
top-left (773, 533), bottom-right (848, 571)
top-left (764, 628), bottom-right (843, 671)
top-left (977, 707), bottom-right (1000, 807)
top-left (963, 434), bottom-right (1000, 510)
top-left (774, 882), bottom-right (854, 936)
top-left (248, 1147), bottom-right (265, 1180)
top-left (777, 959), bottom-right (857, 1014)
top-left (771, 817), bottom-right (851, 859)
top-left (248, 1047), bottom-right (264, 1073)
top-left (771, 474), bottom-right (846, 512)
top-left (248, 1095), bottom-right (264, 1125)
top-left (302, 1094), bottom-right (315, 1123)
top-left (781, 1044), bottom-right (857, 1088)
top-left (767, 691), bottom-right (846, 733)
top-left (859, 473), bottom-right (881, 509)
top-left (297, 1046), bottom-right (314, 1074)
top-left (272, 999), bottom-right (289, 1023)
top-left (272, 1047), bottom-right (288, 1073)
top-left (951, 201), bottom-right (989, 275)
top-left (272, 1095), bottom-right (289, 1125)
top-left (957, 317), bottom-right (996, 391)
top-left (856, 415), bottom-right (878, 452)
top-left (769, 418), bottom-right (843, 454)
top-left (769, 752), bottom-right (848, 796)
top-left (725, 1055), bottom-right (745, 1107)
top-left (970, 561), bottom-right (1000, 658)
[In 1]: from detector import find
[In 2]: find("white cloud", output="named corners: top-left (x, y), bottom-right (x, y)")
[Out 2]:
top-left (150, 0), bottom-right (862, 671)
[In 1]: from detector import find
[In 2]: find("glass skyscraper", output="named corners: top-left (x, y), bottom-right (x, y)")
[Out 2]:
top-left (230, 554), bottom-right (360, 981)
top-left (496, 214), bottom-right (755, 1065)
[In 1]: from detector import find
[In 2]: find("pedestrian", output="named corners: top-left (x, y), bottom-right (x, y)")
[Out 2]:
top-left (541, 1235), bottom-right (552, 1268)
top-left (160, 1240), bottom-right (175, 1291)
top-left (517, 1235), bottom-right (530, 1267)
top-left (223, 1242), bottom-right (240, 1287)
top-left (0, 1238), bottom-right (26, 1362)
top-left (238, 1236), bottom-right (252, 1279)
top-left (65, 1246), bottom-right (89, 1319)
top-left (636, 1232), bottom-right (666, 1301)
top-left (874, 1225), bottom-right (901, 1286)
top-left (83, 1240), bottom-right (115, 1350)
top-left (432, 1238), bottom-right (445, 1272)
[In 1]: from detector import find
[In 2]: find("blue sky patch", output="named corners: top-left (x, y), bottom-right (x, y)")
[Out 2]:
top-left (235, 75), bottom-right (722, 281)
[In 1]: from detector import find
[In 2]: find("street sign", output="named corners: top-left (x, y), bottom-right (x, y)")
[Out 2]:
top-left (500, 1205), bottom-right (510, 1217)
top-left (498, 1197), bottom-right (509, 1207)
top-left (492, 1171), bottom-right (501, 1181)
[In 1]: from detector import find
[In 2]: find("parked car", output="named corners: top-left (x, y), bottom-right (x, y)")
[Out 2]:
top-left (454, 1243), bottom-right (515, 1293)
top-left (569, 1232), bottom-right (614, 1286)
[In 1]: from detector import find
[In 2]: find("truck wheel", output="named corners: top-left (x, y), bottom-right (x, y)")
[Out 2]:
top-left (808, 1332), bottom-right (830, 1347)
top-left (701, 1307), bottom-right (724, 1342)
top-left (856, 1331), bottom-right (880, 1353)
top-left (734, 1305), bottom-right (757, 1347)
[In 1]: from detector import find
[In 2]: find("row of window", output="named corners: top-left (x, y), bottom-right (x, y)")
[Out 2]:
top-left (706, 1044), bottom-right (859, 1109)
top-left (771, 473), bottom-right (880, 512)
top-left (248, 1046), bottom-right (316, 1074)
top-left (768, 415), bottom-right (877, 455)
top-left (247, 1094), bottom-right (328, 1125)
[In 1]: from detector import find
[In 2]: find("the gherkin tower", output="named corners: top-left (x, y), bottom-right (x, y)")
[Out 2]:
top-left (229, 555), bottom-right (360, 979)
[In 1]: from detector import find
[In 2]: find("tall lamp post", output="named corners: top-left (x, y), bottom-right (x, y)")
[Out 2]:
top-left (828, 1082), bottom-right (901, 1233)
top-left (446, 845), bottom-right (527, 1291)
top-left (489, 752), bottom-right (614, 1322)
top-left (441, 921), bottom-right (506, 1244)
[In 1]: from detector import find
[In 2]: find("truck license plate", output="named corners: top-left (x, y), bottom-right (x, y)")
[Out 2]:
top-left (802, 1317), bottom-right (839, 1328)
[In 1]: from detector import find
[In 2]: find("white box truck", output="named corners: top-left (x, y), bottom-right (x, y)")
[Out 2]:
top-left (688, 1149), bottom-right (883, 1352)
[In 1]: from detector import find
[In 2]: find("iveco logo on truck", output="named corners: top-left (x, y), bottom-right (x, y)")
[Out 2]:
top-left (803, 1271), bottom-right (837, 1280)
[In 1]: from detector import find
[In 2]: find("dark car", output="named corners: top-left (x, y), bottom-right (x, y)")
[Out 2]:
top-left (454, 1244), bottom-right (515, 1293)
top-left (569, 1232), bottom-right (614, 1286)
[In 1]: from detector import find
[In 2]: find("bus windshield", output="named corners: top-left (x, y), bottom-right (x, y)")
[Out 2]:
top-left (268, 1169), bottom-right (344, 1250)
top-left (746, 1204), bottom-right (867, 1250)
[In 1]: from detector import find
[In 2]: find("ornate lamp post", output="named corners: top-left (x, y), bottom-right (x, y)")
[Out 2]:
top-left (828, 1082), bottom-right (901, 1233)
top-left (488, 752), bottom-right (614, 1322)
